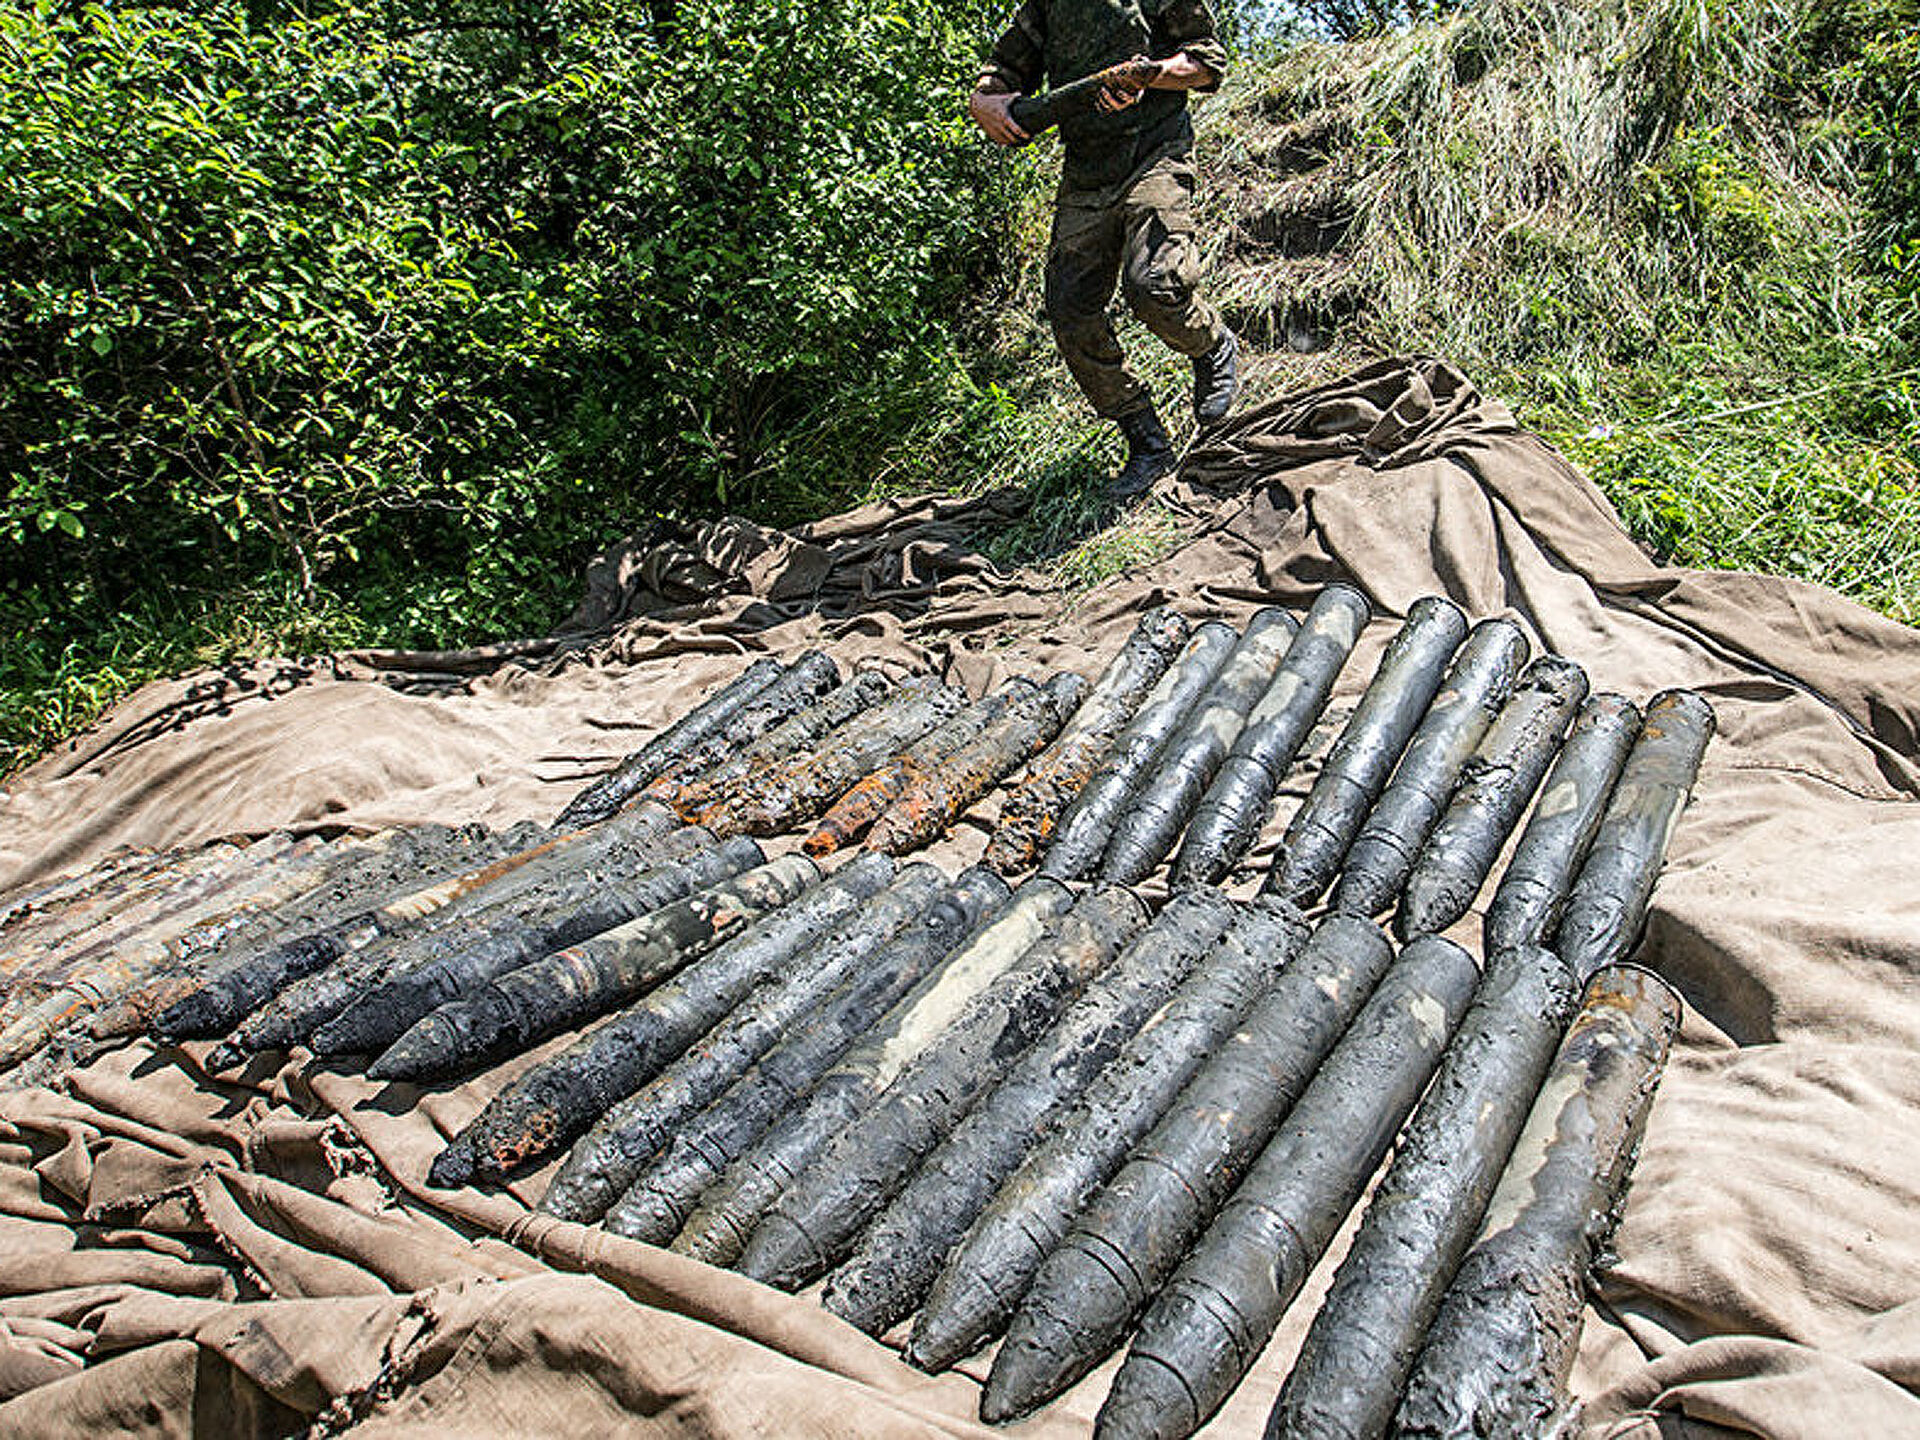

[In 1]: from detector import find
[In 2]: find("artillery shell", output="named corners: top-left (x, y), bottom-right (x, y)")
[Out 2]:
top-left (1484, 695), bottom-right (1641, 956)
top-left (1042, 622), bottom-right (1238, 880)
top-left (387, 848), bottom-right (808, 1094)
top-left (1099, 934), bottom-right (1482, 1440)
top-left (208, 819), bottom-right (716, 1069)
top-left (866, 672), bottom-right (1087, 856)
top-left (1393, 965), bottom-right (1681, 1438)
top-left (312, 823), bottom-right (717, 1057)
top-left (981, 914), bottom-right (1396, 1420)
top-left (1553, 690), bottom-right (1714, 979)
top-left (1263, 596), bottom-right (1468, 907)
top-left (803, 683), bottom-right (1025, 857)
top-left (720, 679), bottom-right (967, 836)
top-left (824, 888), bottom-right (1236, 1339)
top-left (1330, 618), bottom-right (1529, 917)
top-left (540, 855), bottom-right (931, 1223)
top-left (1398, 655), bottom-right (1591, 940)
top-left (554, 656), bottom-right (786, 828)
top-left (907, 895), bottom-right (1307, 1374)
top-left (660, 868), bottom-right (1011, 1260)
top-left (1172, 585), bottom-right (1369, 887)
top-left (1268, 946), bottom-right (1578, 1440)
top-left (1098, 607), bottom-right (1299, 886)
top-left (646, 650), bottom-right (840, 798)
top-left (151, 813), bottom-right (647, 1043)
top-left (743, 885), bottom-right (1143, 1291)
top-left (668, 877), bottom-right (1070, 1266)
top-left (669, 670), bottom-right (893, 820)
top-left (987, 607), bottom-right (1192, 873)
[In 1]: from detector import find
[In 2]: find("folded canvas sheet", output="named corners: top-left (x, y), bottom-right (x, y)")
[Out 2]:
top-left (2, 358), bottom-right (1916, 1438)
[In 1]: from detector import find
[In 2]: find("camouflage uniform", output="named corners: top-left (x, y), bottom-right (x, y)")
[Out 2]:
top-left (979, 0), bottom-right (1231, 420)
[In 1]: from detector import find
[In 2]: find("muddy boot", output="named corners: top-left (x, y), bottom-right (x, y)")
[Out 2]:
top-left (1192, 328), bottom-right (1240, 425)
top-left (1108, 405), bottom-right (1177, 503)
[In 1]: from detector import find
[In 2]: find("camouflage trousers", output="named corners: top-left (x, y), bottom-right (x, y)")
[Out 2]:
top-left (1044, 156), bottom-right (1228, 420)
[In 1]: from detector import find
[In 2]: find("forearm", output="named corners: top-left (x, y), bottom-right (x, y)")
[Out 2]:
top-left (1148, 52), bottom-right (1219, 91)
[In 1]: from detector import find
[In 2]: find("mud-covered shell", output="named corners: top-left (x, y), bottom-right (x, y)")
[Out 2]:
top-left (1172, 584), bottom-right (1369, 887)
top-left (987, 607), bottom-right (1192, 873)
top-left (1553, 689), bottom-right (1715, 979)
top-left (1329, 617), bottom-right (1529, 918)
top-left (1098, 607), bottom-right (1299, 886)
top-left (555, 656), bottom-right (786, 828)
top-left (744, 884), bottom-right (1143, 1292)
top-left (825, 887), bottom-right (1237, 1339)
top-left (1100, 933), bottom-right (1481, 1440)
top-left (981, 914), bottom-right (1397, 1421)
top-left (1041, 622), bottom-right (1239, 880)
top-left (1264, 596), bottom-right (1469, 907)
top-left (1393, 964), bottom-right (1681, 1439)
top-left (1269, 945), bottom-right (1578, 1440)
top-left (908, 894), bottom-right (1306, 1374)
top-left (663, 867), bottom-right (1012, 1264)
top-left (539, 855), bottom-right (928, 1224)
top-left (1396, 654), bottom-right (1590, 940)
top-left (1483, 695), bottom-right (1642, 956)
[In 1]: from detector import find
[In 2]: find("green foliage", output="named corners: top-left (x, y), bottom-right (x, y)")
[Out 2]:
top-left (0, 0), bottom-right (1028, 772)
top-left (1198, 0), bottom-right (1920, 625)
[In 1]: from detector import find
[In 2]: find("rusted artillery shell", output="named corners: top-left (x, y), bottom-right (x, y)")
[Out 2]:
top-left (388, 849), bottom-right (810, 1096)
top-left (1330, 618), bottom-right (1529, 918)
top-left (1553, 690), bottom-right (1715, 980)
top-left (908, 895), bottom-right (1308, 1374)
top-left (301, 824), bottom-right (715, 1059)
top-left (1484, 695), bottom-right (1642, 956)
top-left (646, 650), bottom-right (840, 797)
top-left (981, 914), bottom-right (1396, 1420)
top-left (205, 819), bottom-right (714, 1070)
top-left (1041, 623), bottom-right (1239, 881)
top-left (867, 673), bottom-right (1088, 856)
top-left (314, 821), bottom-right (714, 1059)
top-left (661, 868), bottom-right (1012, 1261)
top-left (555, 657), bottom-right (786, 828)
top-left (720, 679), bottom-right (968, 836)
top-left (1263, 597), bottom-right (1468, 908)
top-left (802, 684), bottom-right (1022, 855)
top-left (669, 670), bottom-right (893, 820)
top-left (1398, 655), bottom-right (1591, 940)
top-left (151, 813), bottom-right (633, 1043)
top-left (668, 878), bottom-right (1071, 1266)
top-left (1099, 608), bottom-right (1300, 886)
top-left (419, 852), bottom-right (875, 1189)
top-left (1393, 965), bottom-right (1682, 1439)
top-left (542, 856), bottom-right (933, 1224)
top-left (744, 885), bottom-right (1144, 1291)
top-left (1172, 585), bottom-right (1370, 887)
top-left (824, 888), bottom-right (1236, 1338)
top-left (1268, 945), bottom-right (1578, 1440)
top-left (0, 835), bottom-right (349, 1062)
top-left (987, 607), bottom-right (1192, 873)
top-left (1100, 934), bottom-right (1482, 1440)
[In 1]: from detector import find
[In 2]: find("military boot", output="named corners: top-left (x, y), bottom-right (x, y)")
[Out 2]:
top-left (1192, 328), bottom-right (1240, 425)
top-left (1109, 405), bottom-right (1177, 503)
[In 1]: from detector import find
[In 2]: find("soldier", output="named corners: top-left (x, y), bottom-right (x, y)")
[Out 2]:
top-left (971, 1), bottom-right (1239, 503)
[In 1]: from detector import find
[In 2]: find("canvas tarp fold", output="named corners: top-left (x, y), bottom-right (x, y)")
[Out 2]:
top-left (2, 357), bottom-right (1916, 1438)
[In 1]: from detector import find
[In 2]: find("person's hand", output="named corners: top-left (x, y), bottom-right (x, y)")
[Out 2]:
top-left (969, 90), bottom-right (1030, 146)
top-left (1096, 55), bottom-right (1160, 112)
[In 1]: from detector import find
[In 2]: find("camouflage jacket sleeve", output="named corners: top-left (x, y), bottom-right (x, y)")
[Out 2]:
top-left (977, 1), bottom-right (1045, 94)
top-left (1154, 0), bottom-right (1227, 90)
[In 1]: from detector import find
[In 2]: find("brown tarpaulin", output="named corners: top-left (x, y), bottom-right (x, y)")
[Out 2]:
top-left (2, 358), bottom-right (1917, 1438)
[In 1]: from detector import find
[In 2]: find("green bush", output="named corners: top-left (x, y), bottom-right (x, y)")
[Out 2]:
top-left (0, 0), bottom-right (1029, 770)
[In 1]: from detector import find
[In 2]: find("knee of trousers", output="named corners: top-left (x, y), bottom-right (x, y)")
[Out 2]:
top-left (1121, 254), bottom-right (1200, 321)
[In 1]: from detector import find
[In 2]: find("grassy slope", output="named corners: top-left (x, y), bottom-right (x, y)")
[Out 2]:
top-left (4, 0), bottom-right (1915, 775)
